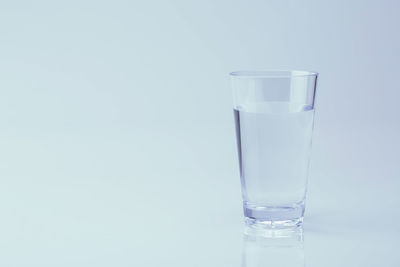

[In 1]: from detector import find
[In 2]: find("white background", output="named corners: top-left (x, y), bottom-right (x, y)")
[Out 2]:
top-left (0, 0), bottom-right (399, 266)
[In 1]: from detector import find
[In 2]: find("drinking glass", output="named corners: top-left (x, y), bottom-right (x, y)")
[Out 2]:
top-left (231, 70), bottom-right (318, 228)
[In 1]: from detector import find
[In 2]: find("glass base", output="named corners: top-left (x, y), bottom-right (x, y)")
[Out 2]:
top-left (244, 202), bottom-right (305, 229)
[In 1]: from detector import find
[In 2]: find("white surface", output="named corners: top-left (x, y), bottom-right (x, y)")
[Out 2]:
top-left (0, 0), bottom-right (399, 266)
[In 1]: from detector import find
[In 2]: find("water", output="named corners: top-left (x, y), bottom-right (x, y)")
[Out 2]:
top-left (234, 102), bottom-right (314, 224)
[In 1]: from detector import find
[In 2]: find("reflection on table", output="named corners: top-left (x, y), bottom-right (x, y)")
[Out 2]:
top-left (242, 226), bottom-right (305, 267)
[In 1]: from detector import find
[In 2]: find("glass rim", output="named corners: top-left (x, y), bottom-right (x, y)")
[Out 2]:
top-left (230, 70), bottom-right (318, 78)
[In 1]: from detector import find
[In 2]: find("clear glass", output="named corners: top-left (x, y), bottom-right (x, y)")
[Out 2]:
top-left (231, 70), bottom-right (318, 228)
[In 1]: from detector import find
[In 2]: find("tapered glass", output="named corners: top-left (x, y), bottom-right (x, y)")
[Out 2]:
top-left (231, 70), bottom-right (318, 227)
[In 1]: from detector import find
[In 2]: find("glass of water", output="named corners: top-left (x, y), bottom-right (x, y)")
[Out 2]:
top-left (231, 70), bottom-right (318, 228)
